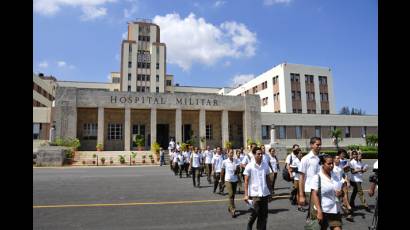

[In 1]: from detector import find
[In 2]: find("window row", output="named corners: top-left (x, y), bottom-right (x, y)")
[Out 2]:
top-left (138, 35), bottom-right (150, 42)
top-left (306, 92), bottom-right (315, 101)
top-left (272, 76), bottom-right (279, 85)
top-left (273, 93), bottom-right (280, 102)
top-left (307, 109), bottom-right (317, 114)
top-left (320, 93), bottom-right (329, 102)
top-left (289, 73), bottom-right (328, 85)
top-left (33, 99), bottom-right (46, 107)
top-left (264, 126), bottom-right (368, 139)
top-left (33, 82), bottom-right (54, 101)
top-left (292, 109), bottom-right (302, 113)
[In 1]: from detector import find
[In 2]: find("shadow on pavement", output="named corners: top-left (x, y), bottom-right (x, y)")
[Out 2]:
top-left (273, 186), bottom-right (291, 190)
top-left (268, 208), bottom-right (289, 214)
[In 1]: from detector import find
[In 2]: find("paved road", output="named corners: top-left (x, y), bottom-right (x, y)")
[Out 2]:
top-left (33, 160), bottom-right (377, 230)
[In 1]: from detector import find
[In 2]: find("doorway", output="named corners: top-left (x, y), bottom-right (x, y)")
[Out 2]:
top-left (156, 124), bottom-right (169, 148)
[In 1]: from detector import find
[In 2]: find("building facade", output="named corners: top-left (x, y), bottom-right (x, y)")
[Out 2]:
top-left (33, 73), bottom-right (57, 140)
top-left (54, 87), bottom-right (261, 150)
top-left (227, 63), bottom-right (335, 114)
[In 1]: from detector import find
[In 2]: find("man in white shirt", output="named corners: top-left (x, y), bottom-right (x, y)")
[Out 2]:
top-left (243, 147), bottom-right (273, 230)
top-left (221, 149), bottom-right (240, 217)
top-left (212, 146), bottom-right (224, 194)
top-left (299, 137), bottom-right (321, 207)
top-left (190, 147), bottom-right (203, 187)
top-left (349, 150), bottom-right (369, 211)
top-left (204, 146), bottom-right (214, 184)
top-left (183, 148), bottom-right (192, 178)
top-left (168, 138), bottom-right (175, 152)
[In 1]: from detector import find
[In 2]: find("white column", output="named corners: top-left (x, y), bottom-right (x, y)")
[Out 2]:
top-left (175, 108), bottom-right (182, 145)
top-left (270, 125), bottom-right (275, 144)
top-left (124, 108), bottom-right (131, 151)
top-left (221, 110), bottom-right (229, 148)
top-left (97, 107), bottom-right (104, 148)
top-left (150, 108), bottom-right (157, 148)
top-left (199, 109), bottom-right (206, 149)
top-left (314, 76), bottom-right (321, 114)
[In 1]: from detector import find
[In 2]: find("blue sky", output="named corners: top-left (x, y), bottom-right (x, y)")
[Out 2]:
top-left (33, 0), bottom-right (378, 115)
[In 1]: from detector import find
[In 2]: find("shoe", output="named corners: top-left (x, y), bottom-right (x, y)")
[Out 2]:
top-left (297, 207), bottom-right (305, 212)
top-left (346, 214), bottom-right (354, 222)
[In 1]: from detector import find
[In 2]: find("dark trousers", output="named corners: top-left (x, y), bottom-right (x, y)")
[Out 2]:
top-left (350, 181), bottom-right (367, 207)
top-left (205, 164), bottom-right (213, 183)
top-left (174, 163), bottom-right (180, 175)
top-left (178, 164), bottom-right (184, 177)
top-left (192, 167), bottom-right (200, 186)
top-left (247, 196), bottom-right (269, 230)
top-left (160, 155), bottom-right (165, 166)
top-left (185, 163), bottom-right (190, 176)
top-left (213, 172), bottom-right (224, 192)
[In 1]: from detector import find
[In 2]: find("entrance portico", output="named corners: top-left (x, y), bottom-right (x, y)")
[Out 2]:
top-left (54, 88), bottom-right (261, 151)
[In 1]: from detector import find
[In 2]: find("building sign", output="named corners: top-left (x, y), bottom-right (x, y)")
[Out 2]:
top-left (110, 96), bottom-right (218, 106)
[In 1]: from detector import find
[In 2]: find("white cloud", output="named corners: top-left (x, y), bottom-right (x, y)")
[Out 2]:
top-left (80, 6), bottom-right (107, 21)
top-left (214, 1), bottom-right (226, 7)
top-left (38, 61), bottom-right (49, 68)
top-left (123, 3), bottom-right (138, 19)
top-left (153, 13), bottom-right (257, 71)
top-left (33, 0), bottom-right (116, 19)
top-left (263, 0), bottom-right (292, 6)
top-left (57, 61), bottom-right (67, 67)
top-left (231, 74), bottom-right (255, 88)
top-left (122, 31), bottom-right (128, 40)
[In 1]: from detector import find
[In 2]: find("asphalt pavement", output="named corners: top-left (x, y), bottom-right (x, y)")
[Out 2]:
top-left (33, 160), bottom-right (377, 230)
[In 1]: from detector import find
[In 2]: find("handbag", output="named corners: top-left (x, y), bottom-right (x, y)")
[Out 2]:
top-left (282, 154), bottom-right (293, 182)
top-left (304, 175), bottom-right (322, 230)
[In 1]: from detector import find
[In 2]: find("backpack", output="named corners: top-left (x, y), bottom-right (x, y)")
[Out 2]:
top-left (282, 154), bottom-right (293, 182)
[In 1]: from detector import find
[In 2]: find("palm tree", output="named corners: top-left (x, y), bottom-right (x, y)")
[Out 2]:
top-left (330, 128), bottom-right (343, 150)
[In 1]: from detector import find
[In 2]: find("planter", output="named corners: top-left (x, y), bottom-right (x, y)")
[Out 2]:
top-left (151, 159), bottom-right (155, 163)
top-left (110, 161), bottom-right (113, 165)
top-left (142, 159), bottom-right (146, 164)
top-left (92, 161), bottom-right (96, 165)
top-left (132, 160), bottom-right (136, 165)
top-left (82, 160), bottom-right (86, 165)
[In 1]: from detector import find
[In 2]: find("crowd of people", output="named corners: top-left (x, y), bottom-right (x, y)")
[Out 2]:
top-left (162, 137), bottom-right (377, 230)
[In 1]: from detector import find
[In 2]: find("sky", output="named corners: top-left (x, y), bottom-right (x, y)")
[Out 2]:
top-left (33, 0), bottom-right (378, 115)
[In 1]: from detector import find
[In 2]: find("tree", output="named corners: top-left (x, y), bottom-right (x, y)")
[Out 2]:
top-left (339, 106), bottom-right (350, 115)
top-left (330, 128), bottom-right (343, 150)
top-left (365, 134), bottom-right (378, 146)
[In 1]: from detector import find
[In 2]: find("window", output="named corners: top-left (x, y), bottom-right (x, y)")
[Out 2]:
top-left (128, 62), bottom-right (132, 68)
top-left (315, 126), bottom-right (321, 137)
top-left (128, 86), bottom-right (131, 92)
top-left (136, 86), bottom-right (141, 92)
top-left (137, 62), bottom-right (142, 68)
top-left (306, 92), bottom-right (310, 100)
top-left (129, 45), bottom-right (132, 52)
top-left (262, 97), bottom-right (268, 106)
top-left (252, 86), bottom-right (258, 94)
top-left (305, 75), bottom-right (314, 83)
top-left (345, 126), bottom-right (351, 138)
top-left (307, 109), bottom-right (311, 114)
top-left (206, 124), bottom-right (213, 140)
top-left (156, 63), bottom-right (159, 69)
top-left (296, 126), bottom-right (302, 139)
top-left (166, 80), bottom-right (172, 86)
top-left (113, 77), bottom-right (120, 83)
top-left (146, 75), bottom-right (150, 81)
top-left (319, 76), bottom-right (327, 85)
top-left (278, 126), bottom-right (286, 139)
top-left (146, 87), bottom-right (150, 92)
top-left (272, 76), bottom-right (279, 85)
top-left (262, 125), bottom-right (271, 140)
top-left (297, 91), bottom-right (301, 100)
top-left (245, 90), bottom-right (249, 95)
top-left (292, 91), bottom-right (295, 100)
top-left (361, 127), bottom-right (367, 137)
top-left (132, 124), bottom-right (145, 147)
top-left (33, 123), bottom-right (40, 139)
top-left (311, 92), bottom-right (315, 100)
top-left (293, 109), bottom-right (296, 113)
top-left (108, 124), bottom-right (122, 140)
top-left (290, 73), bottom-right (300, 82)
top-left (147, 63), bottom-right (151, 69)
top-left (83, 123), bottom-right (97, 140)
top-left (137, 75), bottom-right (141, 81)
top-left (262, 81), bottom-right (268, 89)
top-left (128, 73), bottom-right (131, 81)
top-left (298, 109), bottom-right (302, 113)
top-left (324, 93), bottom-right (328, 101)
top-left (156, 75), bottom-right (159, 82)
top-left (141, 75), bottom-right (145, 81)
top-left (141, 87), bottom-right (145, 92)
top-left (156, 87), bottom-right (159, 93)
